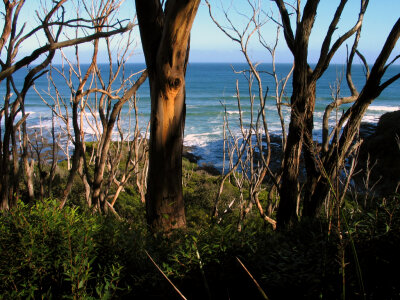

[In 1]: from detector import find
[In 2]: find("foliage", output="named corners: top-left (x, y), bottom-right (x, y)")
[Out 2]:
top-left (1, 165), bottom-right (400, 299)
top-left (0, 200), bottom-right (126, 299)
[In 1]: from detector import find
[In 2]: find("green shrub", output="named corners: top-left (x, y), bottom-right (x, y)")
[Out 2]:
top-left (0, 200), bottom-right (125, 299)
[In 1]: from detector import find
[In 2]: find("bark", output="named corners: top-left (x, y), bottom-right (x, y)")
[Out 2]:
top-left (276, 0), bottom-right (319, 228)
top-left (275, 0), bottom-right (369, 228)
top-left (302, 82), bottom-right (320, 217)
top-left (136, 0), bottom-right (200, 232)
top-left (305, 17), bottom-right (400, 217)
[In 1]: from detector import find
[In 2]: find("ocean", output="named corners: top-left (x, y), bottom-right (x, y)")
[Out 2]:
top-left (3, 63), bottom-right (400, 167)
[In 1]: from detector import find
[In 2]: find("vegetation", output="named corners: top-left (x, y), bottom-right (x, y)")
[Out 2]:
top-left (1, 160), bottom-right (400, 299)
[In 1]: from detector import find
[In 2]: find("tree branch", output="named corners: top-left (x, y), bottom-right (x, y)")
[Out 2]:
top-left (274, 0), bottom-right (295, 53)
top-left (0, 23), bottom-right (133, 82)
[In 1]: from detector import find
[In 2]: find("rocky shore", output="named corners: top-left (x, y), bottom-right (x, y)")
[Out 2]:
top-left (183, 110), bottom-right (400, 197)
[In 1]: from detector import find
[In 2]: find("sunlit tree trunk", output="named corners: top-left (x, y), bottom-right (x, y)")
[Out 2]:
top-left (136, 0), bottom-right (200, 232)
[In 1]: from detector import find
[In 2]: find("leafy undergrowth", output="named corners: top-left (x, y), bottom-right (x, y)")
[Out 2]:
top-left (1, 165), bottom-right (400, 299)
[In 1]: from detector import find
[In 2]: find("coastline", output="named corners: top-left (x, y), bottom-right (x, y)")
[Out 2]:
top-left (185, 121), bottom-right (379, 174)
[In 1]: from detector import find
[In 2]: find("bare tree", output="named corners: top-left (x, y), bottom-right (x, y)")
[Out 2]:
top-left (207, 0), bottom-right (292, 230)
top-left (304, 17), bottom-right (400, 218)
top-left (135, 0), bottom-right (200, 232)
top-left (0, 0), bottom-right (134, 210)
top-left (207, 1), bottom-right (400, 230)
top-left (35, 1), bottom-right (149, 212)
top-left (273, 0), bottom-right (369, 229)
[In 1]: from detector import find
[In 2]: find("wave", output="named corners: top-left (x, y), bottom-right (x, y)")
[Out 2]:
top-left (226, 110), bottom-right (240, 115)
top-left (362, 115), bottom-right (380, 123)
top-left (184, 130), bottom-right (223, 147)
top-left (367, 105), bottom-right (399, 112)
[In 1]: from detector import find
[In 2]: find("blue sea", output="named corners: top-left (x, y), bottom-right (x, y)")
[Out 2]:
top-left (4, 63), bottom-right (400, 167)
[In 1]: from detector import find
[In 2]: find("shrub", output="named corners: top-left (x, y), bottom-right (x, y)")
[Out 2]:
top-left (0, 199), bottom-right (124, 299)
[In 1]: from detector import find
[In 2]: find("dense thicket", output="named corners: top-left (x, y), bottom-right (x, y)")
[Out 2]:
top-left (1, 165), bottom-right (400, 299)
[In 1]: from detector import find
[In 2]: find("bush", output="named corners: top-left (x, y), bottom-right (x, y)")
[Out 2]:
top-left (0, 200), bottom-right (125, 299)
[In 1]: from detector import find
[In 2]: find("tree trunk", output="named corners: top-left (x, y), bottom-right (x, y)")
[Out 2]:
top-left (304, 17), bottom-right (400, 217)
top-left (275, 0), bottom-right (320, 229)
top-left (277, 109), bottom-right (303, 228)
top-left (146, 78), bottom-right (187, 230)
top-left (276, 60), bottom-right (313, 229)
top-left (136, 0), bottom-right (200, 232)
top-left (302, 82), bottom-right (321, 217)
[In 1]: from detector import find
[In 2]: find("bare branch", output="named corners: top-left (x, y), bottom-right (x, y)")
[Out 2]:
top-left (0, 23), bottom-right (134, 82)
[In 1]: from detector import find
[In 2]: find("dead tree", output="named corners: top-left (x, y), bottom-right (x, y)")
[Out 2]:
top-left (273, 0), bottom-right (369, 228)
top-left (273, 0), bottom-right (400, 226)
top-left (56, 0), bottom-right (141, 210)
top-left (35, 1), bottom-right (148, 211)
top-left (0, 0), bottom-right (133, 210)
top-left (135, 0), bottom-right (200, 232)
top-left (207, 0), bottom-right (292, 230)
top-left (304, 17), bottom-right (400, 217)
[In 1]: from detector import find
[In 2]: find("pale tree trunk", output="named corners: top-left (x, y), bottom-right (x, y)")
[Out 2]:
top-left (136, 0), bottom-right (200, 232)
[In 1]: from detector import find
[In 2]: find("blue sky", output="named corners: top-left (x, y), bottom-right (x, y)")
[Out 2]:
top-left (188, 0), bottom-right (400, 64)
top-left (10, 0), bottom-right (400, 65)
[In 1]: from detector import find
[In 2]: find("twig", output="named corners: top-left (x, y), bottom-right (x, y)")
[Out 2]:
top-left (236, 257), bottom-right (269, 300)
top-left (144, 250), bottom-right (187, 300)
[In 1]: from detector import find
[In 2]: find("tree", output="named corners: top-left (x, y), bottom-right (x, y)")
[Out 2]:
top-left (304, 17), bottom-right (400, 218)
top-left (0, 0), bottom-right (133, 210)
top-left (273, 0), bottom-right (400, 228)
top-left (206, 0), bottom-right (293, 230)
top-left (273, 0), bottom-right (370, 228)
top-left (135, 0), bottom-right (200, 232)
top-left (50, 0), bottom-right (148, 212)
top-left (207, 0), bottom-right (400, 230)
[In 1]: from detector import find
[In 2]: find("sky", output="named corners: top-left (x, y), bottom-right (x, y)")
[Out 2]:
top-left (188, 0), bottom-right (400, 64)
top-left (6, 0), bottom-right (400, 65)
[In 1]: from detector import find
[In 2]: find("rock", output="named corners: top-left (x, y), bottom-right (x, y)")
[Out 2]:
top-left (182, 146), bottom-right (220, 175)
top-left (355, 110), bottom-right (400, 196)
top-left (359, 122), bottom-right (377, 140)
top-left (183, 146), bottom-right (201, 163)
top-left (197, 163), bottom-right (221, 176)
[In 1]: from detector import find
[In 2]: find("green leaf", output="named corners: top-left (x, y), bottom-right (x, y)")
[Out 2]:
top-left (78, 280), bottom-right (85, 289)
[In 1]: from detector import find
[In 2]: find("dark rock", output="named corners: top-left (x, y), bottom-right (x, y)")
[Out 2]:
top-left (182, 145), bottom-right (220, 175)
top-left (183, 146), bottom-right (201, 163)
top-left (197, 163), bottom-right (221, 176)
top-left (359, 122), bottom-right (378, 140)
top-left (355, 110), bottom-right (400, 196)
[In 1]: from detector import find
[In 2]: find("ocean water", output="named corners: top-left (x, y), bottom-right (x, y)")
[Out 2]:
top-left (3, 63), bottom-right (400, 166)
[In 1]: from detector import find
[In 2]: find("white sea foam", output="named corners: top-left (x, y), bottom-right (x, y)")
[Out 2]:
top-left (362, 115), bottom-right (380, 123)
top-left (184, 130), bottom-right (223, 147)
top-left (367, 105), bottom-right (399, 112)
top-left (28, 119), bottom-right (53, 130)
top-left (226, 110), bottom-right (240, 115)
top-left (23, 111), bottom-right (37, 116)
